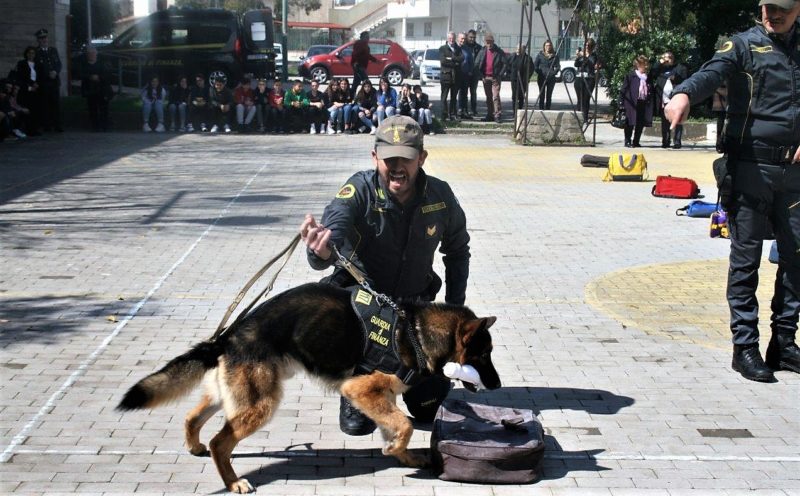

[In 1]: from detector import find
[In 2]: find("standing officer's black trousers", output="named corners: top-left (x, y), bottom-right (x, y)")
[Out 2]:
top-left (728, 159), bottom-right (800, 345)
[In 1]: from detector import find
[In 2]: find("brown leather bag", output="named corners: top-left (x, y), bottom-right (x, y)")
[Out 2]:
top-left (430, 399), bottom-right (545, 484)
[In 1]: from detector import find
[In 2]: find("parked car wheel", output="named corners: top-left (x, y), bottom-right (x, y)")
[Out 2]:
top-left (561, 67), bottom-right (576, 84)
top-left (309, 65), bottom-right (330, 84)
top-left (384, 66), bottom-right (404, 86)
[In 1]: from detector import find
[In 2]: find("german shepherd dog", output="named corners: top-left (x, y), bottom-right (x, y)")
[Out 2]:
top-left (117, 282), bottom-right (501, 493)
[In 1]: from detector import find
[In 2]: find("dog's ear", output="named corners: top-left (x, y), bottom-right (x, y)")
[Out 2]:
top-left (460, 316), bottom-right (497, 346)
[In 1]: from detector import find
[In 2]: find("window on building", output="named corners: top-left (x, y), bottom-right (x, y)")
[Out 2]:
top-left (407, 22), bottom-right (414, 37)
top-left (424, 22), bottom-right (432, 37)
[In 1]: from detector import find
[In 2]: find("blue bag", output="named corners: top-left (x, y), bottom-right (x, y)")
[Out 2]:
top-left (676, 200), bottom-right (717, 218)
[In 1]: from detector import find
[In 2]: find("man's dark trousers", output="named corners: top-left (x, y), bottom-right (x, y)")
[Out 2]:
top-left (728, 159), bottom-right (800, 346)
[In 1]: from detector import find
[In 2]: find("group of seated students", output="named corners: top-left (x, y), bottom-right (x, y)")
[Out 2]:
top-left (141, 72), bottom-right (435, 135)
top-left (0, 78), bottom-right (33, 141)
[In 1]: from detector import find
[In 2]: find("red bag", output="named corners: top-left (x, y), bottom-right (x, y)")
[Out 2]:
top-left (651, 175), bottom-right (700, 199)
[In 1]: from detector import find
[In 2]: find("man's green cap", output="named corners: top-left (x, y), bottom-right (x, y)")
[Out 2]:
top-left (374, 115), bottom-right (423, 160)
top-left (759, 0), bottom-right (798, 9)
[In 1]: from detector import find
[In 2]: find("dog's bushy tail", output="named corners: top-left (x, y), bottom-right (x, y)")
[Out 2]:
top-left (117, 340), bottom-right (223, 411)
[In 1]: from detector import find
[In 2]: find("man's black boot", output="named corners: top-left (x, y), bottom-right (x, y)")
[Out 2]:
top-left (732, 344), bottom-right (777, 382)
top-left (339, 397), bottom-right (376, 436)
top-left (766, 333), bottom-right (800, 373)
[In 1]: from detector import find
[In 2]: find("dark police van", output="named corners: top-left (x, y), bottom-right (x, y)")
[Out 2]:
top-left (100, 7), bottom-right (275, 86)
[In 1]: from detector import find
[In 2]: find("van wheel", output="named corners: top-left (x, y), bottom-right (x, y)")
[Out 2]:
top-left (310, 66), bottom-right (329, 84)
top-left (384, 66), bottom-right (404, 86)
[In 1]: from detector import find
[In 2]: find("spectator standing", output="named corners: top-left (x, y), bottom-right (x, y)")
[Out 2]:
top-left (209, 71), bottom-right (233, 133)
top-left (475, 33), bottom-right (506, 123)
top-left (168, 76), bottom-right (191, 132)
top-left (80, 46), bottom-right (114, 132)
top-left (351, 31), bottom-right (377, 98)
top-left (413, 84), bottom-right (434, 135)
top-left (375, 77), bottom-right (397, 125)
top-left (507, 44), bottom-right (534, 110)
top-left (665, 0), bottom-right (800, 383)
top-left (15, 47), bottom-right (42, 135)
top-left (141, 76), bottom-right (167, 133)
top-left (254, 78), bottom-right (271, 133)
top-left (457, 32), bottom-right (475, 118)
top-left (307, 80), bottom-right (328, 134)
top-left (189, 73), bottom-right (210, 132)
top-left (619, 55), bottom-right (655, 148)
top-left (233, 75), bottom-right (256, 133)
top-left (33, 29), bottom-right (62, 132)
top-left (574, 38), bottom-right (599, 123)
top-left (284, 80), bottom-right (310, 133)
top-left (652, 51), bottom-right (689, 148)
top-left (463, 29), bottom-right (482, 117)
top-left (353, 79), bottom-right (378, 134)
top-left (268, 79), bottom-right (286, 133)
top-left (533, 40), bottom-right (560, 110)
top-left (439, 31), bottom-right (464, 121)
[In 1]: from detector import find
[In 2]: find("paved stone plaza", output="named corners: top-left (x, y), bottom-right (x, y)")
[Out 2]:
top-left (1, 128), bottom-right (798, 495)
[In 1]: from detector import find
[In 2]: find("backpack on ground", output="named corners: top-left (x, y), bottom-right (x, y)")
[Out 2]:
top-left (603, 153), bottom-right (648, 182)
top-left (652, 175), bottom-right (700, 199)
top-left (675, 200), bottom-right (717, 218)
top-left (431, 398), bottom-right (545, 484)
top-left (580, 154), bottom-right (609, 168)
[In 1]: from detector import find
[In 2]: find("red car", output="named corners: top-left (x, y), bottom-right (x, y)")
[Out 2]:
top-left (298, 39), bottom-right (411, 86)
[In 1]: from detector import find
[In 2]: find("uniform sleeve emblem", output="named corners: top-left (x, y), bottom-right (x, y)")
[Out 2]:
top-left (336, 184), bottom-right (356, 199)
top-left (716, 41), bottom-right (733, 53)
top-left (426, 225), bottom-right (438, 237)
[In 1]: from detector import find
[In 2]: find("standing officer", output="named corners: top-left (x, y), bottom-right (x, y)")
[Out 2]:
top-left (34, 28), bottom-right (63, 132)
top-left (666, 0), bottom-right (800, 383)
top-left (438, 31), bottom-right (464, 121)
top-left (300, 115), bottom-right (471, 435)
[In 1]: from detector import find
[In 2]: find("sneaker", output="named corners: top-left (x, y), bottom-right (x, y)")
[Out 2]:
top-left (143, 123), bottom-right (151, 132)
top-left (201, 123), bottom-right (208, 132)
top-left (336, 129), bottom-right (342, 134)
top-left (224, 124), bottom-right (231, 133)
top-left (310, 124), bottom-right (317, 134)
top-left (320, 124), bottom-right (327, 134)
top-left (369, 127), bottom-right (376, 135)
top-left (327, 126), bottom-right (335, 135)
top-left (210, 125), bottom-right (219, 133)
top-left (186, 124), bottom-right (194, 132)
top-left (155, 123), bottom-right (166, 132)
top-left (12, 129), bottom-right (26, 139)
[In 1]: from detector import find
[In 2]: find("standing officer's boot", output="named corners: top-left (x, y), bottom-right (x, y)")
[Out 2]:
top-left (732, 344), bottom-right (777, 382)
top-left (766, 333), bottom-right (800, 373)
top-left (339, 397), bottom-right (376, 436)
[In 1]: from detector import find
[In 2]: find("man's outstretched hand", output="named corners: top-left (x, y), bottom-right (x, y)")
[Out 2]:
top-left (300, 213), bottom-right (332, 260)
top-left (664, 93), bottom-right (690, 131)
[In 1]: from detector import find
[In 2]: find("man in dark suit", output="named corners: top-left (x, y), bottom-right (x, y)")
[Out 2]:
top-left (34, 28), bottom-right (63, 132)
top-left (438, 31), bottom-right (463, 121)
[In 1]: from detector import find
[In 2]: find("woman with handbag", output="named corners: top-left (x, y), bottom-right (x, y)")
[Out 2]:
top-left (619, 54), bottom-right (655, 148)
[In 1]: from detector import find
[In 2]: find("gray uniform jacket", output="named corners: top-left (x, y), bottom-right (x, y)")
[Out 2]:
top-left (672, 22), bottom-right (800, 150)
top-left (308, 168), bottom-right (470, 304)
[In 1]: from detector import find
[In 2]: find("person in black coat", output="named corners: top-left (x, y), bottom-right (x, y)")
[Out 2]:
top-left (573, 38), bottom-right (599, 123)
top-left (15, 46), bottom-right (42, 135)
top-left (651, 51), bottom-right (689, 148)
top-left (438, 31), bottom-right (464, 120)
top-left (33, 28), bottom-right (62, 132)
top-left (507, 44), bottom-right (534, 110)
top-left (619, 54), bottom-right (655, 147)
top-left (533, 40), bottom-right (560, 110)
top-left (81, 46), bottom-right (114, 132)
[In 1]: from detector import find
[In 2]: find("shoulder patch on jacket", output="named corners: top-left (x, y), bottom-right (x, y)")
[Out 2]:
top-left (336, 184), bottom-right (356, 199)
top-left (422, 202), bottom-right (446, 214)
top-left (749, 45), bottom-right (773, 54)
top-left (717, 41), bottom-right (734, 53)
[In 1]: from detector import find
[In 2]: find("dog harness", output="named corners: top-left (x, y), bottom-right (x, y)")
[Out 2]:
top-left (350, 287), bottom-right (426, 386)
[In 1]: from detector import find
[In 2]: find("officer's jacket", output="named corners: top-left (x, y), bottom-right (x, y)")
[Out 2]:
top-left (673, 22), bottom-right (800, 148)
top-left (35, 46), bottom-right (61, 81)
top-left (309, 168), bottom-right (470, 305)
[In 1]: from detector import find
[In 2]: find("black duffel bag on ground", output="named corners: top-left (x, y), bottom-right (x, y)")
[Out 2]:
top-left (430, 398), bottom-right (545, 484)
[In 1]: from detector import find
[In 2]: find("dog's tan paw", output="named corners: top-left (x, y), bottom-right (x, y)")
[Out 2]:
top-left (228, 478), bottom-right (255, 493)
top-left (188, 444), bottom-right (209, 456)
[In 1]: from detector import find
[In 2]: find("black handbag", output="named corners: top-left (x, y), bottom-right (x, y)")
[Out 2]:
top-left (611, 108), bottom-right (627, 129)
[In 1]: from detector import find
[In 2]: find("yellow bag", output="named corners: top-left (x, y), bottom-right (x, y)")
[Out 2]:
top-left (603, 153), bottom-right (648, 182)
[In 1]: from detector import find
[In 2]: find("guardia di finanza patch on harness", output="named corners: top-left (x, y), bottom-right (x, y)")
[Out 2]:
top-left (350, 288), bottom-right (413, 381)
